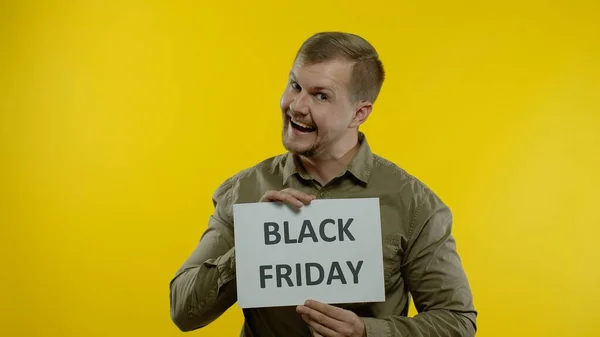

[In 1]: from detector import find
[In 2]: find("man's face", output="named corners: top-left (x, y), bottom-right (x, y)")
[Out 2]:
top-left (280, 58), bottom-right (366, 159)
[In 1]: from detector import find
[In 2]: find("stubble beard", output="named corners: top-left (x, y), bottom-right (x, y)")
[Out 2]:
top-left (282, 126), bottom-right (318, 158)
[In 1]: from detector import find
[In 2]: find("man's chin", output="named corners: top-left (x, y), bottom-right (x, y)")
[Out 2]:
top-left (283, 140), bottom-right (315, 158)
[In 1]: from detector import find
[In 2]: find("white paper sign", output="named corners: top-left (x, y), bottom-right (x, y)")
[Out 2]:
top-left (233, 198), bottom-right (385, 309)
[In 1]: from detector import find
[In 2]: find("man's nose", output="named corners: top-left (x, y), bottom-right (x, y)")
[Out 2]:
top-left (290, 92), bottom-right (310, 115)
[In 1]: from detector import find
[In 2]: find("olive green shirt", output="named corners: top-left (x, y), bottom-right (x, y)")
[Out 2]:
top-left (169, 133), bottom-right (477, 336)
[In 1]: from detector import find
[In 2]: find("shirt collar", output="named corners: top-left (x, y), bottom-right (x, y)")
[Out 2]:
top-left (282, 132), bottom-right (374, 185)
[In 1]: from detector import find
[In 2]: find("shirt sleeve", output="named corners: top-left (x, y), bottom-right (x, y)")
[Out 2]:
top-left (169, 177), bottom-right (238, 332)
top-left (362, 189), bottom-right (478, 337)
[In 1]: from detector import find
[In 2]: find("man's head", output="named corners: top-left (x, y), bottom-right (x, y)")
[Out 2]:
top-left (280, 32), bottom-right (385, 159)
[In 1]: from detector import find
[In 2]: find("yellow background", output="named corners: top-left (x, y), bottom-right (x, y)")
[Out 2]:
top-left (1, 0), bottom-right (599, 336)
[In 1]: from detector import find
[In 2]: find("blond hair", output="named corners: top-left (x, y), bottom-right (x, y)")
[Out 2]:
top-left (294, 32), bottom-right (385, 103)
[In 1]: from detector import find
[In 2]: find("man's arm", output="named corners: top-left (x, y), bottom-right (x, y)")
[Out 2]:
top-left (169, 178), bottom-right (238, 332)
top-left (362, 189), bottom-right (477, 336)
top-left (296, 188), bottom-right (477, 337)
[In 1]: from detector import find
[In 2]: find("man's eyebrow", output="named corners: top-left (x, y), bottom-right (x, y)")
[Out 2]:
top-left (313, 85), bottom-right (335, 93)
top-left (288, 71), bottom-right (335, 93)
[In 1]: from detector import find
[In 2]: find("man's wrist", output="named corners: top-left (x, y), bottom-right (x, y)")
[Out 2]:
top-left (361, 317), bottom-right (392, 336)
top-left (360, 317), bottom-right (367, 337)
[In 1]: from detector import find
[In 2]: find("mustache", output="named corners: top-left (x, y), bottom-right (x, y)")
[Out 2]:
top-left (286, 110), bottom-right (315, 127)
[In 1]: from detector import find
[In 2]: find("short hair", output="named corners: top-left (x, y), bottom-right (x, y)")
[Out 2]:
top-left (294, 31), bottom-right (385, 103)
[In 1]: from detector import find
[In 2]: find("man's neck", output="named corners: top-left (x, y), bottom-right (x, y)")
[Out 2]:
top-left (299, 136), bottom-right (361, 186)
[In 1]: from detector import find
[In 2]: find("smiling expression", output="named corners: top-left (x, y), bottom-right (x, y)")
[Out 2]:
top-left (280, 58), bottom-right (372, 159)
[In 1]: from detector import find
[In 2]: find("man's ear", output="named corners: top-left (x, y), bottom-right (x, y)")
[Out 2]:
top-left (349, 101), bottom-right (373, 128)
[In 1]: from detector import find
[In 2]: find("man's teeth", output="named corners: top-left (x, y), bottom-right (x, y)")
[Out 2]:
top-left (292, 120), bottom-right (314, 129)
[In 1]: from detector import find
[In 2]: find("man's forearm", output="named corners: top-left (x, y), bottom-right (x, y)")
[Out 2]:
top-left (362, 309), bottom-right (476, 337)
top-left (169, 247), bottom-right (237, 332)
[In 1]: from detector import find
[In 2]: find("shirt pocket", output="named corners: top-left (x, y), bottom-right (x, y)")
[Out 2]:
top-left (381, 233), bottom-right (403, 291)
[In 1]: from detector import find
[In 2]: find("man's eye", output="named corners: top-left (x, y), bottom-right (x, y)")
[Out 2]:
top-left (290, 81), bottom-right (300, 91)
top-left (316, 93), bottom-right (328, 102)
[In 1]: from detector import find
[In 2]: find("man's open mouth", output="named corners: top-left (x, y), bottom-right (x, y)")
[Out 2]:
top-left (290, 119), bottom-right (317, 133)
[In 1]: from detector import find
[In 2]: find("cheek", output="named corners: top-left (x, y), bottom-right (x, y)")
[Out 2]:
top-left (314, 109), bottom-right (344, 133)
top-left (312, 114), bottom-right (330, 134)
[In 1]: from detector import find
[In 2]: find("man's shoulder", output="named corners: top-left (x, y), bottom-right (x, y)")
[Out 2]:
top-left (232, 153), bottom-right (288, 182)
top-left (370, 153), bottom-right (437, 200)
top-left (369, 153), bottom-right (450, 232)
top-left (371, 153), bottom-right (425, 186)
top-left (212, 153), bottom-right (288, 193)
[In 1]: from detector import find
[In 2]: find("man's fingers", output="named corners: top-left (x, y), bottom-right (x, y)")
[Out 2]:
top-left (259, 190), bottom-right (283, 202)
top-left (282, 188), bottom-right (316, 204)
top-left (303, 300), bottom-right (350, 321)
top-left (297, 305), bottom-right (344, 333)
top-left (278, 191), bottom-right (304, 209)
top-left (260, 190), bottom-right (298, 206)
top-left (302, 314), bottom-right (335, 337)
top-left (307, 325), bottom-right (324, 337)
top-left (260, 189), bottom-right (315, 210)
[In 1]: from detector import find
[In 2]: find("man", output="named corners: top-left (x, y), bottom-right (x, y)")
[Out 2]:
top-left (169, 32), bottom-right (477, 337)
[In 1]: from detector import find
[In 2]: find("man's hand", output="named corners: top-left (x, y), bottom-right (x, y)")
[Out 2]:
top-left (260, 188), bottom-right (316, 211)
top-left (296, 300), bottom-right (366, 337)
